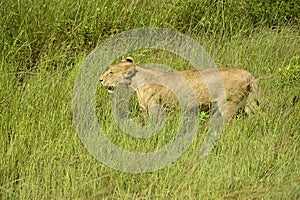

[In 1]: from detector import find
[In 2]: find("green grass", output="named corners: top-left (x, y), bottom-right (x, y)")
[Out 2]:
top-left (1, 0), bottom-right (300, 199)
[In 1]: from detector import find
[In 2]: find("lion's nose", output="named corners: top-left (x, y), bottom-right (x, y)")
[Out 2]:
top-left (99, 79), bottom-right (103, 82)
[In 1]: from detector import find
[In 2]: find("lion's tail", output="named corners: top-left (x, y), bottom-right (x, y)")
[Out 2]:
top-left (246, 75), bottom-right (272, 114)
top-left (245, 76), bottom-right (261, 114)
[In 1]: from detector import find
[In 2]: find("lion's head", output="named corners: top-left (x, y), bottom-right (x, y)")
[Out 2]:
top-left (100, 57), bottom-right (137, 93)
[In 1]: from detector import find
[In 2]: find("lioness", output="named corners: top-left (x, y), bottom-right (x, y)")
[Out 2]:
top-left (100, 57), bottom-right (259, 119)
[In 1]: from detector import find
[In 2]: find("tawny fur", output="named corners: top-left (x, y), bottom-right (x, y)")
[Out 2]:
top-left (100, 57), bottom-right (259, 119)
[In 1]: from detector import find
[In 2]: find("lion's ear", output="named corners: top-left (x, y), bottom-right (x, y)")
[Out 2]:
top-left (123, 57), bottom-right (134, 63)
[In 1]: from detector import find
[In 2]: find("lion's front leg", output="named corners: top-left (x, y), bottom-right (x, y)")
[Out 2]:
top-left (139, 103), bottom-right (149, 122)
top-left (138, 96), bottom-right (166, 127)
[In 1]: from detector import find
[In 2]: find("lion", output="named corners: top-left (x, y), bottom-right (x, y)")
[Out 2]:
top-left (100, 57), bottom-right (259, 120)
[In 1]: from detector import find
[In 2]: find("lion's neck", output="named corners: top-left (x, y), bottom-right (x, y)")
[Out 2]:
top-left (128, 66), bottom-right (166, 89)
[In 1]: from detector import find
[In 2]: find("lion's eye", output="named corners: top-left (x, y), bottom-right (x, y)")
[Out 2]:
top-left (109, 71), bottom-right (113, 75)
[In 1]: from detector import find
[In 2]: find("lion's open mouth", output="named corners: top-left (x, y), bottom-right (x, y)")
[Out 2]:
top-left (107, 86), bottom-right (114, 93)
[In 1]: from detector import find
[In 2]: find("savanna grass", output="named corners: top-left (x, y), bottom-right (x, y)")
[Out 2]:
top-left (1, 0), bottom-right (299, 199)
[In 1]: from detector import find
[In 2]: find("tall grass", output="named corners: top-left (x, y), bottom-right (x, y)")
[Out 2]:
top-left (1, 0), bottom-right (300, 199)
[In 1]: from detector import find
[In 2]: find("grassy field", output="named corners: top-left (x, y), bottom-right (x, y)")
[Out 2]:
top-left (1, 0), bottom-right (300, 199)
